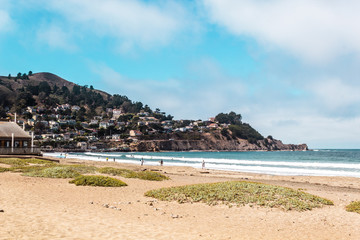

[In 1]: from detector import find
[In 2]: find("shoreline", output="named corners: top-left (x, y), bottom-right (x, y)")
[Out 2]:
top-left (1, 156), bottom-right (360, 239)
top-left (43, 151), bottom-right (360, 179)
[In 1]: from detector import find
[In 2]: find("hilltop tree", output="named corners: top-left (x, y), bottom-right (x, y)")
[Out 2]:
top-left (28, 71), bottom-right (33, 76)
top-left (21, 73), bottom-right (29, 80)
top-left (215, 111), bottom-right (242, 125)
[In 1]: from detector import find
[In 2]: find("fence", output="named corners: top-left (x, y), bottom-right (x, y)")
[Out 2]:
top-left (0, 147), bottom-right (41, 155)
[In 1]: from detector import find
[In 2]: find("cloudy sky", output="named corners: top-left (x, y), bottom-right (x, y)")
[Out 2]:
top-left (1, 0), bottom-right (360, 149)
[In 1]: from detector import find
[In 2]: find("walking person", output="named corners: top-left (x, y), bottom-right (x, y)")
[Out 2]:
top-left (202, 160), bottom-right (205, 169)
top-left (141, 158), bottom-right (144, 166)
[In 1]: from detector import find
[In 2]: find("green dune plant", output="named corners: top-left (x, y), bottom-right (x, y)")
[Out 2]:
top-left (22, 164), bottom-right (97, 178)
top-left (0, 167), bottom-right (9, 173)
top-left (98, 167), bottom-right (169, 181)
top-left (23, 166), bottom-right (81, 178)
top-left (346, 201), bottom-right (360, 214)
top-left (0, 158), bottom-right (54, 166)
top-left (145, 181), bottom-right (334, 211)
top-left (69, 175), bottom-right (127, 187)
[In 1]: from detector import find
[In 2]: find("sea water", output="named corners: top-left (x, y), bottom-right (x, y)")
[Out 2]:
top-left (44, 149), bottom-right (360, 178)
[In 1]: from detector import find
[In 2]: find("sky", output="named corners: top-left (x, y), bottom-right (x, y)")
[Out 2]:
top-left (1, 0), bottom-right (360, 149)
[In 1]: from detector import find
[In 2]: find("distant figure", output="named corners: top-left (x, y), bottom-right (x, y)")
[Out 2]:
top-left (113, 158), bottom-right (115, 162)
top-left (141, 158), bottom-right (144, 166)
top-left (160, 159), bottom-right (163, 166)
top-left (106, 157), bottom-right (108, 162)
top-left (202, 160), bottom-right (205, 169)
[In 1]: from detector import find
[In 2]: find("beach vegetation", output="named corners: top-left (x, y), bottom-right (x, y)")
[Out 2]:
top-left (0, 167), bottom-right (9, 173)
top-left (0, 158), bottom-right (54, 167)
top-left (21, 164), bottom-right (97, 178)
top-left (98, 167), bottom-right (169, 181)
top-left (23, 166), bottom-right (81, 178)
top-left (69, 175), bottom-right (127, 187)
top-left (0, 158), bottom-right (55, 173)
top-left (145, 181), bottom-right (333, 211)
top-left (346, 201), bottom-right (360, 214)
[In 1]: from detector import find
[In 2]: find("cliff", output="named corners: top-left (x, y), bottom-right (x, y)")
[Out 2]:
top-left (129, 132), bottom-right (308, 152)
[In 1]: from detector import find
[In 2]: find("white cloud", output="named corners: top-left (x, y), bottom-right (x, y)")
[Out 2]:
top-left (45, 0), bottom-right (192, 50)
top-left (310, 78), bottom-right (360, 112)
top-left (89, 59), bottom-right (247, 119)
top-left (202, 0), bottom-right (360, 64)
top-left (251, 110), bottom-right (360, 149)
top-left (0, 1), bottom-right (13, 33)
top-left (36, 24), bottom-right (77, 51)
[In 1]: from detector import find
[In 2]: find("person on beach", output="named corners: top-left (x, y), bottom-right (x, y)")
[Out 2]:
top-left (106, 157), bottom-right (108, 161)
top-left (141, 158), bottom-right (144, 166)
top-left (113, 158), bottom-right (115, 162)
top-left (160, 159), bottom-right (163, 166)
top-left (202, 160), bottom-right (205, 169)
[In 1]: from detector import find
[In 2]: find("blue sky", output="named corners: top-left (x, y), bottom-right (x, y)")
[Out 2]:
top-left (1, 0), bottom-right (360, 149)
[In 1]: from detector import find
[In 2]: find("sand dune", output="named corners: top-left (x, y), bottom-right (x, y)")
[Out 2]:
top-left (1, 158), bottom-right (360, 240)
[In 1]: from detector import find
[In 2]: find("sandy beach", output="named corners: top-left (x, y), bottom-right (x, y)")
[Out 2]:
top-left (1, 157), bottom-right (360, 240)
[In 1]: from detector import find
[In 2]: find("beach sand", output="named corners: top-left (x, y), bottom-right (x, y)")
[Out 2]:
top-left (1, 157), bottom-right (360, 240)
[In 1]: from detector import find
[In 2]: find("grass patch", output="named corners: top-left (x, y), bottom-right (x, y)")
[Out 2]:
top-left (65, 165), bottom-right (98, 174)
top-left (98, 167), bottom-right (133, 177)
top-left (21, 164), bottom-right (96, 178)
top-left (23, 166), bottom-right (81, 178)
top-left (69, 175), bottom-right (127, 187)
top-left (135, 171), bottom-right (169, 181)
top-left (98, 167), bottom-right (169, 181)
top-left (0, 158), bottom-right (29, 166)
top-left (10, 165), bottom-right (52, 173)
top-left (0, 158), bottom-right (54, 167)
top-left (145, 181), bottom-right (334, 211)
top-left (0, 167), bottom-right (9, 173)
top-left (346, 201), bottom-right (360, 214)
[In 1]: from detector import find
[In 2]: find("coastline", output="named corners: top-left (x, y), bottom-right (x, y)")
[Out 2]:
top-left (1, 157), bottom-right (360, 240)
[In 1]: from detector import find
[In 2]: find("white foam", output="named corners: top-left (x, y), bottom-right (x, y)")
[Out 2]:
top-left (124, 154), bottom-right (360, 170)
top-left (44, 152), bottom-right (360, 178)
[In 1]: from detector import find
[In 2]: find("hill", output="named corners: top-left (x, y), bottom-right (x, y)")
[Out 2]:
top-left (0, 71), bottom-right (308, 152)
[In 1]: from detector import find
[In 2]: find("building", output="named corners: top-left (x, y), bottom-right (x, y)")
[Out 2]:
top-left (129, 130), bottom-right (142, 137)
top-left (0, 122), bottom-right (39, 155)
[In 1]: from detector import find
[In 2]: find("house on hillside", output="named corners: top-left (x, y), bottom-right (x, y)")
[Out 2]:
top-left (0, 122), bottom-right (39, 155)
top-left (129, 130), bottom-right (142, 137)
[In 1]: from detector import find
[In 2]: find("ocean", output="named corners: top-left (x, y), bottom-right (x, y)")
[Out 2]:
top-left (44, 149), bottom-right (360, 178)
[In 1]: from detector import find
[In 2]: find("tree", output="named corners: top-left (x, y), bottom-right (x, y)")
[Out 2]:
top-left (53, 84), bottom-right (58, 94)
top-left (34, 122), bottom-right (46, 134)
top-left (28, 71), bottom-right (33, 76)
top-left (215, 111), bottom-right (242, 125)
top-left (72, 85), bottom-right (80, 95)
top-left (16, 72), bottom-right (21, 79)
top-left (39, 81), bottom-right (52, 95)
top-left (7, 74), bottom-right (11, 79)
top-left (0, 106), bottom-right (7, 118)
top-left (21, 73), bottom-right (29, 80)
top-left (16, 91), bottom-right (36, 106)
